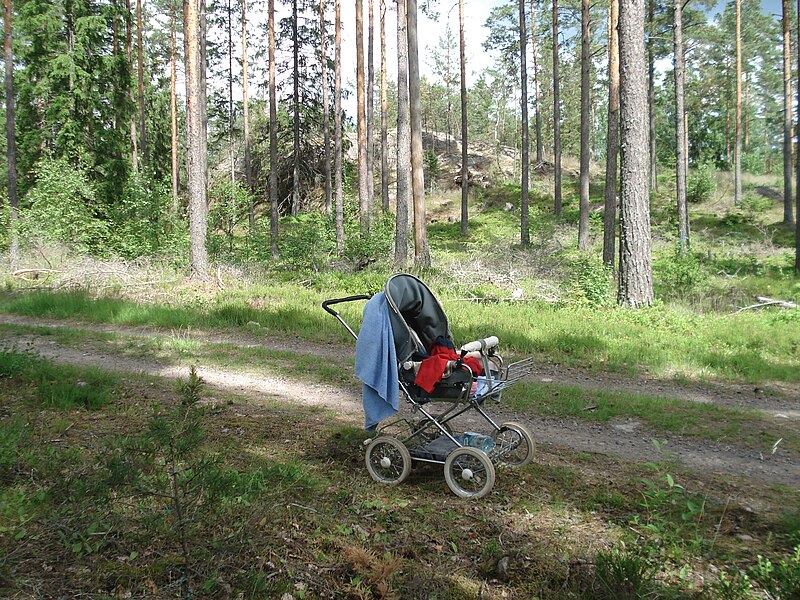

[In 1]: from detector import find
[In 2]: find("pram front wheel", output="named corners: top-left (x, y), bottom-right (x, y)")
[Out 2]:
top-left (491, 422), bottom-right (535, 468)
top-left (365, 436), bottom-right (412, 485)
top-left (444, 447), bottom-right (496, 499)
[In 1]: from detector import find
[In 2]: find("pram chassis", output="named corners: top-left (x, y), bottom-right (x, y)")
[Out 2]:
top-left (323, 279), bottom-right (534, 499)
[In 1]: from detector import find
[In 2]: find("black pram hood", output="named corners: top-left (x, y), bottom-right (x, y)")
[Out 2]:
top-left (384, 274), bottom-right (452, 362)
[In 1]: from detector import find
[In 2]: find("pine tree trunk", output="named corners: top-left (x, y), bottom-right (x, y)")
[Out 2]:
top-left (228, 0), bottom-right (234, 188)
top-left (519, 0), bottom-right (530, 247)
top-left (459, 0), bottom-right (468, 235)
top-left (407, 0), bottom-right (430, 266)
top-left (199, 0), bottom-right (208, 192)
top-left (356, 0), bottom-right (370, 229)
top-left (127, 0), bottom-right (138, 171)
top-left (334, 0), bottom-right (344, 252)
top-left (4, 0), bottom-right (18, 266)
top-left (744, 72), bottom-right (749, 152)
top-left (603, 0), bottom-right (619, 269)
top-left (292, 0), bottom-right (300, 216)
top-left (648, 0), bottom-right (657, 191)
top-left (185, 0), bottom-right (209, 278)
top-left (796, 0), bottom-right (800, 272)
top-left (170, 3), bottom-right (179, 210)
top-left (553, 0), bottom-right (562, 217)
top-left (578, 0), bottom-right (590, 250)
top-left (269, 0), bottom-right (279, 257)
top-left (734, 0), bottom-right (742, 205)
top-left (783, 0), bottom-right (794, 225)
top-left (321, 0), bottom-right (332, 214)
top-left (136, 0), bottom-right (146, 166)
top-left (366, 0), bottom-right (375, 212)
top-left (675, 0), bottom-right (689, 253)
top-left (531, 0), bottom-right (542, 164)
top-left (380, 0), bottom-right (389, 212)
top-left (618, 0), bottom-right (653, 307)
top-left (395, 0), bottom-right (411, 267)
top-left (243, 0), bottom-right (253, 228)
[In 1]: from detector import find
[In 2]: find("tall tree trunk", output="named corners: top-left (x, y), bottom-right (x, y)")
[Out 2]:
top-left (675, 0), bottom-right (689, 253)
top-left (408, 0), bottom-right (429, 265)
top-left (459, 0), bottom-right (468, 235)
top-left (531, 0), bottom-right (542, 164)
top-left (170, 3), bottom-right (179, 210)
top-left (185, 0), bottom-right (208, 278)
top-left (578, 0), bottom-right (590, 250)
top-left (199, 0), bottom-right (208, 195)
top-left (243, 0), bottom-right (253, 228)
top-left (321, 0), bottom-right (332, 214)
top-left (292, 0), bottom-right (300, 215)
top-left (380, 0), bottom-right (389, 212)
top-left (726, 68), bottom-right (731, 168)
top-left (744, 72), bottom-right (749, 152)
top-left (784, 0), bottom-right (794, 225)
top-left (366, 0), bottom-right (375, 212)
top-left (734, 0), bottom-right (742, 205)
top-left (796, 0), bottom-right (800, 272)
top-left (126, 0), bottom-right (137, 170)
top-left (648, 0), bottom-right (657, 191)
top-left (553, 0), bottom-right (562, 217)
top-left (395, 0), bottom-right (411, 266)
top-left (334, 0), bottom-right (344, 252)
top-left (618, 0), bottom-right (653, 307)
top-left (136, 0), bottom-right (146, 166)
top-left (356, 0), bottom-right (370, 229)
top-left (4, 0), bottom-right (18, 266)
top-left (269, 0), bottom-right (279, 257)
top-left (519, 0), bottom-right (530, 246)
top-left (228, 0), bottom-right (234, 188)
top-left (603, 0), bottom-right (619, 269)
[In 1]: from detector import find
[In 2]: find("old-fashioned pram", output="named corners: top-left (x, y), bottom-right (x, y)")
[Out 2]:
top-left (323, 273), bottom-right (534, 499)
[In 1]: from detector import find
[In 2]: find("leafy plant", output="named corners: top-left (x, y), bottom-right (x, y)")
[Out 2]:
top-left (687, 163), bottom-right (717, 204)
top-left (748, 546), bottom-right (800, 599)
top-left (593, 548), bottom-right (654, 599)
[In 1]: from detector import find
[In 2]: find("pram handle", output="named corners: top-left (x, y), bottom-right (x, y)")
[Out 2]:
top-left (322, 294), bottom-right (373, 340)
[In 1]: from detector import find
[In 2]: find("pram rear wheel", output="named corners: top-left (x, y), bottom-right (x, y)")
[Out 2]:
top-left (491, 422), bottom-right (535, 468)
top-left (365, 436), bottom-right (412, 485)
top-left (444, 447), bottom-right (496, 499)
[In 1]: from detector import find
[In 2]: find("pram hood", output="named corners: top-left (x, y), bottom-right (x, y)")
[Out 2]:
top-left (384, 274), bottom-right (452, 362)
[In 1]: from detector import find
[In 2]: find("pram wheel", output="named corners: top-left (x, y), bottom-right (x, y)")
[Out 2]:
top-left (365, 436), bottom-right (412, 485)
top-left (491, 422), bottom-right (535, 468)
top-left (444, 447), bottom-right (496, 499)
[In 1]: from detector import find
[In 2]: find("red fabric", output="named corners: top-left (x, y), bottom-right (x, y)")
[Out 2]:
top-left (414, 345), bottom-right (483, 393)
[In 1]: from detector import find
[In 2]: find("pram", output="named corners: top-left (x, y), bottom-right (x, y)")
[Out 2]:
top-left (323, 273), bottom-right (535, 499)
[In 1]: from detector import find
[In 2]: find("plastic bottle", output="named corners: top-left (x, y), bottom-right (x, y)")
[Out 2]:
top-left (458, 431), bottom-right (496, 454)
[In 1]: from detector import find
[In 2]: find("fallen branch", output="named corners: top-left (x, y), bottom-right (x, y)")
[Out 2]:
top-left (11, 268), bottom-right (62, 277)
top-left (736, 297), bottom-right (798, 313)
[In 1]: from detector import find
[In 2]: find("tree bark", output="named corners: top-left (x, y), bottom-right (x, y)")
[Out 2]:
top-left (783, 0), bottom-right (794, 225)
top-left (126, 0), bottom-right (137, 171)
top-left (578, 0), bottom-right (590, 250)
top-left (366, 0), bottom-right (375, 213)
top-left (796, 0), bottom-right (800, 272)
top-left (553, 0), bottom-right (562, 217)
top-left (269, 0), bottom-right (279, 257)
top-left (603, 0), bottom-right (619, 269)
top-left (227, 0), bottom-right (234, 188)
top-left (674, 0), bottom-right (689, 253)
top-left (648, 0), bottom-right (657, 191)
top-left (170, 3), bottom-right (179, 211)
top-left (531, 0), bottom-right (542, 164)
top-left (459, 0), bottom-right (468, 235)
top-left (519, 0), bottom-right (530, 247)
top-left (136, 0), bottom-right (146, 166)
top-left (185, 0), bottom-right (209, 278)
top-left (292, 0), bottom-right (300, 216)
top-left (734, 0), bottom-right (742, 205)
top-left (321, 0), bottom-right (332, 214)
top-left (4, 0), bottom-right (18, 266)
top-left (618, 0), bottom-right (653, 307)
top-left (356, 0), bottom-right (370, 229)
top-left (334, 0), bottom-right (344, 252)
top-left (243, 0), bottom-right (253, 228)
top-left (407, 0), bottom-right (430, 266)
top-left (380, 0), bottom-right (389, 212)
top-left (395, 0), bottom-right (411, 267)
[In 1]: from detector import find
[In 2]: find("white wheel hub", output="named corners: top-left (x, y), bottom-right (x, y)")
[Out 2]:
top-left (461, 468), bottom-right (474, 481)
top-left (380, 456), bottom-right (392, 468)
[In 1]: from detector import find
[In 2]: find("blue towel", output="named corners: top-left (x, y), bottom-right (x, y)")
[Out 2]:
top-left (355, 292), bottom-right (399, 431)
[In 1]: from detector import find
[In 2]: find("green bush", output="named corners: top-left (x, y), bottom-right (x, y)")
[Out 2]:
top-left (567, 254), bottom-right (613, 307)
top-left (687, 163), bottom-right (717, 204)
top-left (279, 212), bottom-right (337, 271)
top-left (654, 247), bottom-right (709, 297)
top-left (208, 179), bottom-right (253, 259)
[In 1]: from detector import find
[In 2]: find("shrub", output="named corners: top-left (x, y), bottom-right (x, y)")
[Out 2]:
top-left (654, 247), bottom-right (709, 298)
top-left (687, 163), bottom-right (717, 204)
top-left (208, 179), bottom-right (253, 259)
top-left (567, 254), bottom-right (613, 307)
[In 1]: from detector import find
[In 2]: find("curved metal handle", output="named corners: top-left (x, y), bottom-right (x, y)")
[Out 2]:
top-left (321, 294), bottom-right (372, 316)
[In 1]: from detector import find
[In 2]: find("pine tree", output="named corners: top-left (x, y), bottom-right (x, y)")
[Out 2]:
top-left (603, 0), bottom-right (619, 269)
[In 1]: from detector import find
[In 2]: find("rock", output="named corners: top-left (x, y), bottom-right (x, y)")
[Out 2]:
top-left (247, 321), bottom-right (261, 328)
top-left (496, 556), bottom-right (510, 580)
top-left (736, 534), bottom-right (755, 542)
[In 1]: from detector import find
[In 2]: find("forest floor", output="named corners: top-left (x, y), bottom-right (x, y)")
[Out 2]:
top-left (1, 312), bottom-right (797, 489)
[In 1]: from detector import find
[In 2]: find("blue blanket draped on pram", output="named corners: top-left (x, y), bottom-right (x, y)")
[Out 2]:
top-left (355, 292), bottom-right (399, 431)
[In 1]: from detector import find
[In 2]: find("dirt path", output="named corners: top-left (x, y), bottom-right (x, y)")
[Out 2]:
top-left (1, 314), bottom-right (798, 488)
